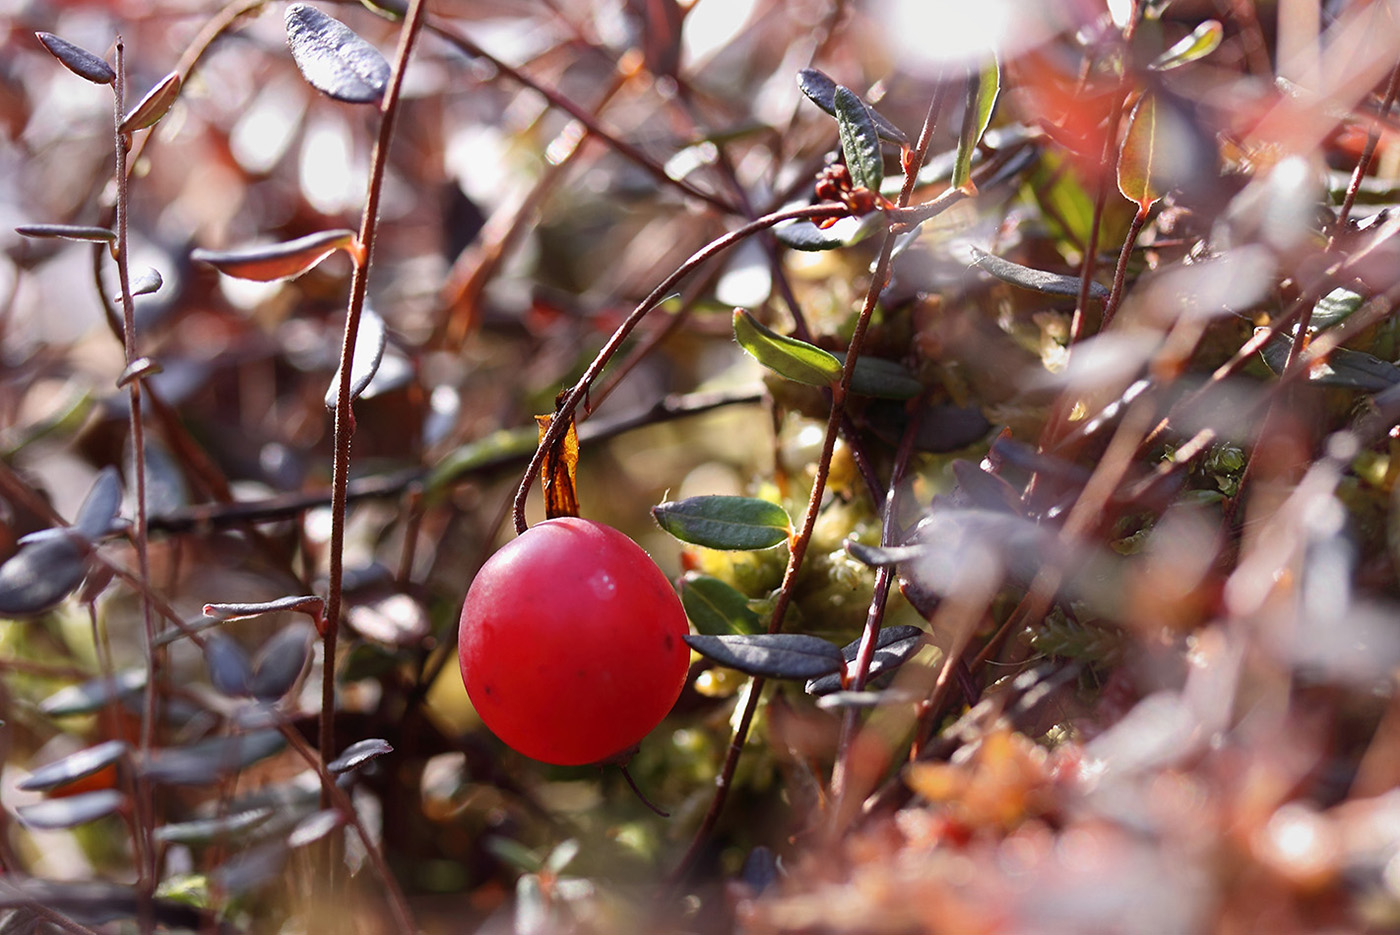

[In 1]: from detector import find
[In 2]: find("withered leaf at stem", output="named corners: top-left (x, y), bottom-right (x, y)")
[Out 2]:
top-left (535, 403), bottom-right (580, 520)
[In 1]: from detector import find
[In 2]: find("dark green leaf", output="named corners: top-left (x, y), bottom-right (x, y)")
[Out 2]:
top-left (680, 573), bottom-right (760, 635)
top-left (773, 214), bottom-right (877, 252)
top-left (806, 625), bottom-right (926, 695)
top-left (968, 246), bottom-right (1109, 299)
top-left (286, 3), bottom-right (390, 104)
top-left (18, 790), bottom-right (124, 829)
top-left (75, 467), bottom-right (123, 541)
top-left (684, 632), bottom-right (844, 679)
top-left (653, 495), bottom-right (791, 550)
top-left (426, 425), bottom-right (537, 493)
top-left (120, 71), bottom-right (181, 133)
top-left (328, 738), bottom-right (393, 773)
top-left (35, 32), bottom-right (114, 84)
top-left (796, 69), bottom-right (907, 143)
top-left (326, 306), bottom-right (388, 409)
top-left (953, 58), bottom-right (1001, 191)
top-left (1310, 287), bottom-right (1364, 330)
top-left (15, 224), bottom-right (115, 244)
top-left (18, 741), bottom-right (127, 793)
top-left (834, 85), bottom-right (884, 192)
top-left (844, 354), bottom-right (923, 399)
top-left (0, 528), bottom-right (86, 617)
top-left (1259, 331), bottom-right (1400, 390)
top-left (1150, 20), bottom-right (1223, 71)
top-left (192, 229), bottom-right (356, 282)
top-left (733, 308), bottom-right (842, 386)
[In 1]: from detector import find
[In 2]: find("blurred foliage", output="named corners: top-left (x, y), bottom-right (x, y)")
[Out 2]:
top-left (0, 0), bottom-right (1399, 933)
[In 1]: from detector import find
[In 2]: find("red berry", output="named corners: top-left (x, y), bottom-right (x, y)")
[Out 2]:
top-left (458, 517), bottom-right (691, 766)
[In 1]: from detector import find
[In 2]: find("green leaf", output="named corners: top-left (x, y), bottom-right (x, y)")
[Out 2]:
top-left (653, 495), bottom-right (791, 550)
top-left (683, 632), bottom-right (843, 680)
top-left (1258, 330), bottom-right (1400, 390)
top-left (773, 214), bottom-right (879, 252)
top-left (843, 354), bottom-right (923, 399)
top-left (680, 573), bottom-right (760, 635)
top-left (1310, 287), bottom-right (1364, 330)
top-left (1150, 20), bottom-right (1223, 71)
top-left (733, 308), bottom-right (841, 387)
top-left (1118, 94), bottom-right (1162, 208)
top-left (796, 69), bottom-right (907, 143)
top-left (834, 85), bottom-right (884, 192)
top-left (952, 57), bottom-right (1001, 191)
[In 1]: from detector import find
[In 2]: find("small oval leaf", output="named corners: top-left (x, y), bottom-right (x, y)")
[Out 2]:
top-left (680, 573), bottom-right (760, 636)
top-left (121, 71), bottom-right (181, 133)
top-left (952, 58), bottom-right (1001, 191)
top-left (844, 354), bottom-right (923, 399)
top-left (968, 246), bottom-right (1110, 299)
top-left (35, 32), bottom-right (115, 84)
top-left (75, 467), bottom-right (123, 541)
top-left (683, 633), bottom-right (844, 680)
top-left (19, 741), bottom-right (128, 793)
top-left (1150, 20), bottom-right (1223, 71)
top-left (204, 633), bottom-right (253, 698)
top-left (327, 737), bottom-right (394, 774)
top-left (806, 625), bottom-right (926, 695)
top-left (40, 669), bottom-right (146, 717)
top-left (834, 85), bottom-right (884, 193)
top-left (117, 357), bottom-right (163, 388)
top-left (0, 530), bottom-right (87, 617)
top-left (155, 808), bottom-right (274, 845)
top-left (18, 790), bottom-right (125, 829)
top-left (142, 731), bottom-right (286, 786)
top-left (288, 809), bottom-right (343, 848)
top-left (773, 214), bottom-right (877, 252)
top-left (796, 69), bottom-right (907, 143)
top-left (1310, 287), bottom-right (1364, 331)
top-left (733, 308), bottom-right (842, 387)
top-left (1118, 93), bottom-right (1162, 208)
top-left (326, 306), bottom-right (388, 408)
top-left (192, 229), bottom-right (356, 282)
top-left (126, 267), bottom-right (164, 299)
top-left (248, 622), bottom-right (313, 701)
top-left (653, 495), bottom-right (791, 550)
top-left (15, 224), bottom-right (115, 244)
top-left (286, 3), bottom-right (391, 104)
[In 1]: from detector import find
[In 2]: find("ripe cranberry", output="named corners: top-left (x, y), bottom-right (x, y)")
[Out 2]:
top-left (458, 517), bottom-right (690, 766)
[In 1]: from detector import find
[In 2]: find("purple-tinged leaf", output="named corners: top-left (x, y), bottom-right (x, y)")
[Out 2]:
top-left (653, 494), bottom-right (791, 550)
top-left (326, 306), bottom-right (387, 408)
top-left (286, 4), bottom-right (390, 104)
top-left (155, 807), bottom-right (273, 845)
top-left (117, 356), bottom-right (162, 388)
top-left (968, 245), bottom-right (1109, 299)
top-left (0, 528), bottom-right (86, 616)
top-left (204, 633), bottom-right (253, 697)
top-left (120, 71), bottom-right (181, 133)
top-left (796, 69), bottom-right (907, 143)
top-left (327, 737), bottom-right (393, 774)
top-left (0, 879), bottom-right (214, 929)
top-left (75, 467), bottom-right (123, 541)
top-left (248, 622), bottom-right (313, 700)
top-left (124, 267), bottom-right (164, 299)
top-left (203, 594), bottom-right (325, 622)
top-left (806, 625), bottom-right (926, 695)
top-left (18, 790), bottom-right (124, 829)
top-left (192, 229), bottom-right (357, 282)
top-left (683, 632), bottom-right (844, 680)
top-left (40, 669), bottom-right (146, 717)
top-left (35, 32), bottom-right (115, 84)
top-left (15, 224), bottom-right (115, 244)
top-left (142, 730), bottom-right (285, 786)
top-left (213, 841), bottom-right (289, 894)
top-left (288, 809), bottom-right (343, 848)
top-left (18, 740), bottom-right (127, 793)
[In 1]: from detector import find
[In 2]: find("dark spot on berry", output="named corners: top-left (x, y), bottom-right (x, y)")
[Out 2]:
top-left (663, 633), bottom-right (675, 651)
top-left (484, 684), bottom-right (493, 695)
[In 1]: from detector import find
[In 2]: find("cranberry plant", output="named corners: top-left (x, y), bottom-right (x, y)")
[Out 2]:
top-left (2, 1), bottom-right (1400, 933)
